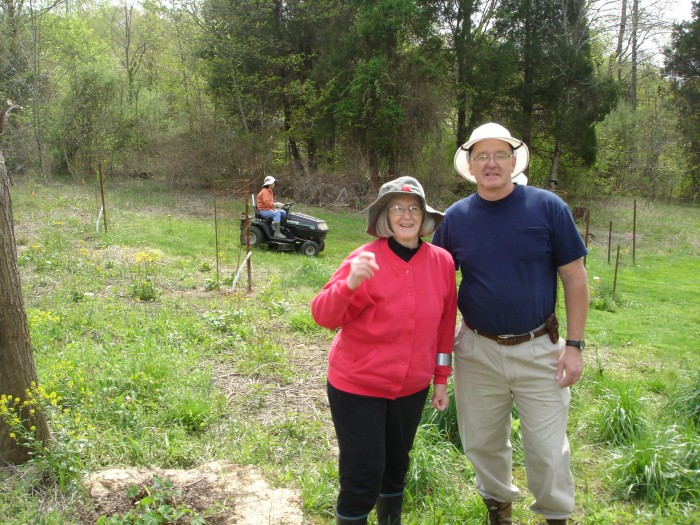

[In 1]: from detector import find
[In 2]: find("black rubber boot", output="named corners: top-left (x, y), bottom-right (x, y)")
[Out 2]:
top-left (482, 498), bottom-right (512, 525)
top-left (376, 493), bottom-right (403, 525)
top-left (336, 515), bottom-right (368, 525)
top-left (546, 520), bottom-right (567, 525)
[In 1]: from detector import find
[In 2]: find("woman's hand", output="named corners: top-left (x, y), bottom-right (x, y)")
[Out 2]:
top-left (346, 251), bottom-right (379, 290)
top-left (430, 384), bottom-right (450, 412)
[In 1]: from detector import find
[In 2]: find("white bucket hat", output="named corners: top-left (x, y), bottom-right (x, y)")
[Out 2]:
top-left (366, 176), bottom-right (444, 237)
top-left (454, 123), bottom-right (529, 184)
top-left (262, 175), bottom-right (277, 187)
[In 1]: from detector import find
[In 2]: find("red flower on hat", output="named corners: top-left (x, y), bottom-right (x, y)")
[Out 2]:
top-left (402, 185), bottom-right (411, 192)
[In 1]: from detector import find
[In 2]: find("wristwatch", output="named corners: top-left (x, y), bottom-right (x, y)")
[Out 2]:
top-left (565, 339), bottom-right (585, 351)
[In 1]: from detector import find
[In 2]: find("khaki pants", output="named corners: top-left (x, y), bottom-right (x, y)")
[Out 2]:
top-left (453, 321), bottom-right (574, 520)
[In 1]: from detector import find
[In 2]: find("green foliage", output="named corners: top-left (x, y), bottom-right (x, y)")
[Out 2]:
top-left (0, 385), bottom-right (89, 492)
top-left (665, 3), bottom-right (700, 201)
top-left (288, 310), bottom-right (325, 335)
top-left (284, 258), bottom-right (334, 290)
top-left (96, 476), bottom-right (208, 524)
top-left (592, 382), bottom-right (648, 446)
top-left (666, 374), bottom-right (700, 427)
top-left (610, 427), bottom-right (700, 504)
top-left (128, 250), bottom-right (161, 301)
top-left (421, 383), bottom-right (460, 449)
top-left (590, 280), bottom-right (620, 312)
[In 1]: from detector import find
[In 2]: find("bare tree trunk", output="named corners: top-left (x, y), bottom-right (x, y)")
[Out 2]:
top-left (610, 0), bottom-right (627, 81)
top-left (0, 144), bottom-right (51, 464)
top-left (630, 0), bottom-right (638, 110)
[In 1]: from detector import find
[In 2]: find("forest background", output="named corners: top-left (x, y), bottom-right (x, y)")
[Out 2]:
top-left (1, 0), bottom-right (700, 204)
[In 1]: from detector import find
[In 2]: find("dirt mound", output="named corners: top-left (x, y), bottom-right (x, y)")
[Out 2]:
top-left (81, 460), bottom-right (309, 524)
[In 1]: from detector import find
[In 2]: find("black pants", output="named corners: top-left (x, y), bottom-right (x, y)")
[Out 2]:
top-left (327, 381), bottom-right (429, 519)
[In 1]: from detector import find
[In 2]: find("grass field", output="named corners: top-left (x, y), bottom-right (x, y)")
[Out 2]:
top-left (1, 176), bottom-right (698, 524)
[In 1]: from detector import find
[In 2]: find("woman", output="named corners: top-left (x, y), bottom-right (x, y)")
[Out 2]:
top-left (311, 176), bottom-right (457, 525)
top-left (256, 175), bottom-right (286, 238)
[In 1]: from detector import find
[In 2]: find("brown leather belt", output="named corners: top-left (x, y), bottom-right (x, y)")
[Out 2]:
top-left (465, 321), bottom-right (549, 346)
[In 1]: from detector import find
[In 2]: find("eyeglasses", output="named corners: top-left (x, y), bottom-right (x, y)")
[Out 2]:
top-left (469, 152), bottom-right (514, 163)
top-left (388, 204), bottom-right (423, 217)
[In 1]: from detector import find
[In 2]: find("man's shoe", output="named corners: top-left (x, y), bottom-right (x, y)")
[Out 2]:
top-left (482, 498), bottom-right (512, 525)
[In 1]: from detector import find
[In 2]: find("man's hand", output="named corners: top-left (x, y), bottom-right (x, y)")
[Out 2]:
top-left (430, 384), bottom-right (450, 412)
top-left (346, 251), bottom-right (379, 290)
top-left (555, 346), bottom-right (584, 388)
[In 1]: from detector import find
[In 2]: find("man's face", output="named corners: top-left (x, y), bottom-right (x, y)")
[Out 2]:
top-left (468, 138), bottom-right (516, 198)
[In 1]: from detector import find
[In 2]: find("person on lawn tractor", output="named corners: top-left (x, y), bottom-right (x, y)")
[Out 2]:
top-left (257, 176), bottom-right (287, 239)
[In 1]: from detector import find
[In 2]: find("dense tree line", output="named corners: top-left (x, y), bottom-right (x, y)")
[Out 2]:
top-left (0, 0), bottom-right (697, 201)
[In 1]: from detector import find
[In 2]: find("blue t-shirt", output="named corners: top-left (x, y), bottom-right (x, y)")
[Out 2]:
top-left (432, 184), bottom-right (587, 335)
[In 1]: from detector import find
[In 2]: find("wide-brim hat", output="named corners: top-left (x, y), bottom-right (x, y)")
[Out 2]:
top-left (262, 175), bottom-right (277, 187)
top-left (366, 176), bottom-right (444, 237)
top-left (454, 122), bottom-right (529, 184)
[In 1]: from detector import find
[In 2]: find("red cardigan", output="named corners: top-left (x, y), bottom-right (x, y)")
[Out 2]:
top-left (311, 238), bottom-right (457, 399)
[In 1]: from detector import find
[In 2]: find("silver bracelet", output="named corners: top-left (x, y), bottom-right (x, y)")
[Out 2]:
top-left (436, 353), bottom-right (452, 366)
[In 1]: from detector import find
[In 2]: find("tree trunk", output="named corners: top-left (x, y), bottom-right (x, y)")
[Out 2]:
top-left (520, 2), bottom-right (535, 147)
top-left (630, 0), bottom-right (638, 110)
top-left (0, 149), bottom-right (51, 464)
top-left (610, 0), bottom-right (627, 81)
top-left (548, 134), bottom-right (562, 189)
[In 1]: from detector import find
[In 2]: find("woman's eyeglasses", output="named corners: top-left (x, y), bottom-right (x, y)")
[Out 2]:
top-left (388, 205), bottom-right (423, 217)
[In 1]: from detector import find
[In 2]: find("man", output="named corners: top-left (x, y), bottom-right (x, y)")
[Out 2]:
top-left (432, 123), bottom-right (588, 525)
top-left (257, 175), bottom-right (287, 238)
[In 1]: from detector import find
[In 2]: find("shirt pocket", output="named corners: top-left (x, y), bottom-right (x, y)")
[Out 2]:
top-left (516, 227), bottom-right (551, 261)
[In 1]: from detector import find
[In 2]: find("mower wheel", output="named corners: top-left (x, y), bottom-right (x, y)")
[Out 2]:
top-left (241, 224), bottom-right (265, 247)
top-left (300, 240), bottom-right (320, 257)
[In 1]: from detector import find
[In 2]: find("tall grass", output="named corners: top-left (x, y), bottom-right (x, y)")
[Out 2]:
top-left (592, 382), bottom-right (648, 446)
top-left (609, 427), bottom-right (700, 504)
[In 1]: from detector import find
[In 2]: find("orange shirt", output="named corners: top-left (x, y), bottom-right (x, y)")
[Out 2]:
top-left (257, 187), bottom-right (275, 211)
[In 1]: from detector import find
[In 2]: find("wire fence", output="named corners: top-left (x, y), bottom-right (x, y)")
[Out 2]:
top-left (213, 179), bottom-right (253, 291)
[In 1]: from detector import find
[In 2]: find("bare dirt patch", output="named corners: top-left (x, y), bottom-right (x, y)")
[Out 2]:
top-left (79, 460), bottom-right (312, 524)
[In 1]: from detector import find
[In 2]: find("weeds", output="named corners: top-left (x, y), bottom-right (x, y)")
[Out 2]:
top-left (129, 250), bottom-right (161, 301)
top-left (610, 426), bottom-right (700, 504)
top-left (590, 280), bottom-right (620, 312)
top-left (0, 384), bottom-right (91, 491)
top-left (666, 373), bottom-right (700, 427)
top-left (593, 382), bottom-right (647, 446)
top-left (96, 476), bottom-right (208, 524)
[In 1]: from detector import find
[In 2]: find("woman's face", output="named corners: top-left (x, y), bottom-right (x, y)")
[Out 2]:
top-left (387, 195), bottom-right (423, 248)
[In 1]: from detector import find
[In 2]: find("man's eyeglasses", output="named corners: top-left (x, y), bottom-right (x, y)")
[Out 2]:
top-left (388, 205), bottom-right (423, 217)
top-left (469, 152), bottom-right (514, 163)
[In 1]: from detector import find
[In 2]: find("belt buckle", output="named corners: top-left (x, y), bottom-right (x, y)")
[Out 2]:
top-left (497, 335), bottom-right (513, 345)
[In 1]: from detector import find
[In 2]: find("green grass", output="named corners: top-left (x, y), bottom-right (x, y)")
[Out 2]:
top-left (1, 176), bottom-right (699, 524)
